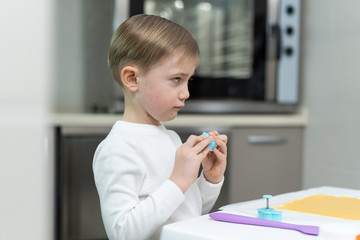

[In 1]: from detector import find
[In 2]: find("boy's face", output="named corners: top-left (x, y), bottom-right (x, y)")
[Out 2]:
top-left (135, 51), bottom-right (198, 125)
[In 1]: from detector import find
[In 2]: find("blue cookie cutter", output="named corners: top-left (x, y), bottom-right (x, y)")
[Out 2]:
top-left (257, 195), bottom-right (282, 221)
top-left (202, 132), bottom-right (217, 151)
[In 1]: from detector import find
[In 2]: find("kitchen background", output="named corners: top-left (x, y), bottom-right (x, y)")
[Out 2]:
top-left (1, 0), bottom-right (360, 239)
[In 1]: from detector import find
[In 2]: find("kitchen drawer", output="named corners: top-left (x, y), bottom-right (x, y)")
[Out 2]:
top-left (229, 127), bottom-right (303, 203)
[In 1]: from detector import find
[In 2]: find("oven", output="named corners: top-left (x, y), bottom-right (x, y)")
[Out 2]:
top-left (115, 0), bottom-right (301, 113)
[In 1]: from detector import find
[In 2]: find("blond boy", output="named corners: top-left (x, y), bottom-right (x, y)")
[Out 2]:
top-left (93, 14), bottom-right (227, 240)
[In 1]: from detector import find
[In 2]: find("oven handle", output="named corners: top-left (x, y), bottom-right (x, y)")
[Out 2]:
top-left (265, 0), bottom-right (282, 101)
top-left (272, 24), bottom-right (282, 60)
top-left (267, 0), bottom-right (282, 60)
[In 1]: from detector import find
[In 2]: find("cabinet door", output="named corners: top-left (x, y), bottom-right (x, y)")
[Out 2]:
top-left (229, 127), bottom-right (302, 203)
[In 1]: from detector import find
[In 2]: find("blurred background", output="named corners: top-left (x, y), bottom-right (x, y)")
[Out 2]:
top-left (1, 0), bottom-right (360, 239)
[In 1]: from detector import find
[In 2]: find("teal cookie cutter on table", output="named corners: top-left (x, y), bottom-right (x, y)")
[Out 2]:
top-left (202, 132), bottom-right (217, 151)
top-left (257, 194), bottom-right (282, 221)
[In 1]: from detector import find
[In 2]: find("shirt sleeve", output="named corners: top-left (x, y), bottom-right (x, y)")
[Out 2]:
top-left (93, 140), bottom-right (185, 240)
top-left (196, 171), bottom-right (224, 214)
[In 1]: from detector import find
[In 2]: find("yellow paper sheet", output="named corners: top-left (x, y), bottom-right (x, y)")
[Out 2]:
top-left (274, 194), bottom-right (360, 220)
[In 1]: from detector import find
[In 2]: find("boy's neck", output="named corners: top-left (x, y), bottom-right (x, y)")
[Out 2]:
top-left (121, 88), bottom-right (161, 126)
top-left (122, 106), bottom-right (161, 126)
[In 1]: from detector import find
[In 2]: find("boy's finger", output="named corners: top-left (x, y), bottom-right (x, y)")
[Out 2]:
top-left (214, 138), bottom-right (227, 154)
top-left (195, 136), bottom-right (214, 153)
top-left (209, 130), bottom-right (218, 136)
top-left (185, 134), bottom-right (206, 147)
top-left (198, 145), bottom-right (210, 157)
top-left (215, 134), bottom-right (228, 144)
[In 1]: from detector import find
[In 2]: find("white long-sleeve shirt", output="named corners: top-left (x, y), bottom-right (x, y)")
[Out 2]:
top-left (93, 121), bottom-right (223, 240)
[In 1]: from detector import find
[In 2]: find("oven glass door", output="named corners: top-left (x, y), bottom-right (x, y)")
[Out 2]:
top-left (131, 0), bottom-right (267, 101)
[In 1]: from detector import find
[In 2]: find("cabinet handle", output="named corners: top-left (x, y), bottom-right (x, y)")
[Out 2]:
top-left (247, 135), bottom-right (286, 144)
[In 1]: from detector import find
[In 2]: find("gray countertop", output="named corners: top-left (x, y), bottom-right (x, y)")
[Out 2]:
top-left (52, 107), bottom-right (308, 128)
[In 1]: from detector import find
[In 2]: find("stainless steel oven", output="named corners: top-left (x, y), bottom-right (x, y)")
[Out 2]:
top-left (55, 0), bottom-right (301, 114)
top-left (115, 0), bottom-right (301, 113)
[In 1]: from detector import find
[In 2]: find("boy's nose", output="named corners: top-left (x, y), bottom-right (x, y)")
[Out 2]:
top-left (179, 86), bottom-right (190, 100)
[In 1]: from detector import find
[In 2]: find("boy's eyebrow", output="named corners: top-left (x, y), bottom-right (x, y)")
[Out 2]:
top-left (170, 72), bottom-right (195, 77)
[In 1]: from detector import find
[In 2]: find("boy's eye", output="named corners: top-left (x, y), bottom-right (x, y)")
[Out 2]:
top-left (172, 77), bottom-right (181, 83)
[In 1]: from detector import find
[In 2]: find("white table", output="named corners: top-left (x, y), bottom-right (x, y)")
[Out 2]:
top-left (160, 186), bottom-right (360, 240)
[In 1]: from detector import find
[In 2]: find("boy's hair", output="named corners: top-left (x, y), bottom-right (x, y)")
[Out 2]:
top-left (108, 14), bottom-right (200, 86)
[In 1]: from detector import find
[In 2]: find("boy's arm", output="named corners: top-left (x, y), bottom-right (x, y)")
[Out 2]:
top-left (93, 144), bottom-right (184, 240)
top-left (196, 171), bottom-right (224, 214)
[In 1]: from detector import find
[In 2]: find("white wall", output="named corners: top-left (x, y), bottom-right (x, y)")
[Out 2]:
top-left (302, 0), bottom-right (360, 189)
top-left (53, 0), bottom-right (120, 113)
top-left (54, 0), bottom-right (85, 113)
top-left (0, 0), bottom-right (54, 239)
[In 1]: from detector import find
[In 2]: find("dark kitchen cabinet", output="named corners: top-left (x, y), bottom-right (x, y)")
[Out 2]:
top-left (56, 127), bottom-right (110, 240)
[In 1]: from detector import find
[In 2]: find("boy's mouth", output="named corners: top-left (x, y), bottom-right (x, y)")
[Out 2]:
top-left (174, 105), bottom-right (184, 110)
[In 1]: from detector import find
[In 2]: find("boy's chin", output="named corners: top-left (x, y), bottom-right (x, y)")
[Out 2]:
top-left (161, 113), bottom-right (178, 122)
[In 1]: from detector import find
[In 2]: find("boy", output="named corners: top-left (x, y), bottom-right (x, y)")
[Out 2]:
top-left (93, 14), bottom-right (227, 240)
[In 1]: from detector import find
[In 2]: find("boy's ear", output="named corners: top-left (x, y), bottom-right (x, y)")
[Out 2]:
top-left (121, 66), bottom-right (139, 92)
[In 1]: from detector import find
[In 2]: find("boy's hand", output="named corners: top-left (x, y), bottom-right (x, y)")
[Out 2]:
top-left (170, 134), bottom-right (214, 193)
top-left (201, 130), bottom-right (227, 184)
